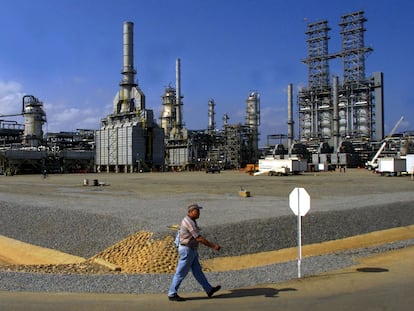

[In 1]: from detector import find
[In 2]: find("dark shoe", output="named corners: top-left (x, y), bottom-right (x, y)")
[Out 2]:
top-left (168, 293), bottom-right (186, 301)
top-left (207, 285), bottom-right (221, 298)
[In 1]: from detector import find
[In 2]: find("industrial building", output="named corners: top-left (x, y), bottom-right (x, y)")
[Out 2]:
top-left (260, 10), bottom-right (414, 174)
top-left (298, 11), bottom-right (383, 154)
top-left (94, 22), bottom-right (165, 173)
top-left (95, 21), bottom-right (261, 173)
top-left (0, 95), bottom-right (95, 175)
top-left (2, 12), bottom-right (412, 175)
top-left (0, 21), bottom-right (260, 175)
top-left (159, 59), bottom-right (260, 171)
top-left (286, 11), bottom-right (391, 169)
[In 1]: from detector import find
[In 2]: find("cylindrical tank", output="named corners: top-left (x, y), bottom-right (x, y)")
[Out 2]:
top-left (303, 113), bottom-right (312, 138)
top-left (320, 111), bottom-right (331, 137)
top-left (245, 91), bottom-right (260, 128)
top-left (245, 91), bottom-right (260, 159)
top-left (338, 109), bottom-right (347, 136)
top-left (356, 104), bottom-right (369, 137)
top-left (160, 86), bottom-right (175, 136)
top-left (22, 95), bottom-right (46, 147)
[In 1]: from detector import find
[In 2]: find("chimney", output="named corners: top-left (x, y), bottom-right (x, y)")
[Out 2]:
top-left (175, 58), bottom-right (182, 128)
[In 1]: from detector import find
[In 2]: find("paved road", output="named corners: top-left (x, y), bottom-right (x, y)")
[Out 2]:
top-left (1, 246), bottom-right (413, 311)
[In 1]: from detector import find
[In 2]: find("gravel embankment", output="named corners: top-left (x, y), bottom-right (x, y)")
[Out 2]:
top-left (1, 199), bottom-right (414, 294)
top-left (0, 240), bottom-right (413, 294)
top-left (1, 199), bottom-right (413, 260)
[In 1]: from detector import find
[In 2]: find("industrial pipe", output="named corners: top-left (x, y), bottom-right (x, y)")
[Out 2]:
top-left (287, 83), bottom-right (294, 152)
top-left (175, 58), bottom-right (182, 128)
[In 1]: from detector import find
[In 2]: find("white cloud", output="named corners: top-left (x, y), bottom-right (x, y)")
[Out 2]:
top-left (44, 103), bottom-right (100, 132)
top-left (0, 80), bottom-right (25, 115)
top-left (260, 105), bottom-right (287, 129)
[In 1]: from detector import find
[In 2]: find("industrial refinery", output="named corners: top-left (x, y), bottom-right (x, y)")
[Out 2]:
top-left (1, 11), bottom-right (413, 176)
top-left (295, 11), bottom-right (384, 167)
top-left (0, 95), bottom-right (95, 175)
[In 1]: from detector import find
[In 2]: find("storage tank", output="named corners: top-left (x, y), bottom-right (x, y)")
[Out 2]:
top-left (302, 113), bottom-right (312, 138)
top-left (320, 111), bottom-right (331, 137)
top-left (160, 86), bottom-right (176, 136)
top-left (22, 95), bottom-right (46, 147)
top-left (338, 109), bottom-right (347, 136)
top-left (357, 105), bottom-right (369, 137)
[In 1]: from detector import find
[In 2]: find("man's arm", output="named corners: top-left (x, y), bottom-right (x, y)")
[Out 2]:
top-left (196, 235), bottom-right (221, 251)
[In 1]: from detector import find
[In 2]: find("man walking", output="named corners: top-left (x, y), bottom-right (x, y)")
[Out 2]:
top-left (168, 203), bottom-right (221, 301)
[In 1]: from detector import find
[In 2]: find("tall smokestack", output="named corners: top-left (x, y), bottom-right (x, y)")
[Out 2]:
top-left (119, 21), bottom-right (136, 113)
top-left (122, 21), bottom-right (135, 85)
top-left (113, 21), bottom-right (145, 114)
top-left (208, 99), bottom-right (215, 132)
top-left (175, 58), bottom-right (182, 128)
top-left (287, 83), bottom-right (294, 152)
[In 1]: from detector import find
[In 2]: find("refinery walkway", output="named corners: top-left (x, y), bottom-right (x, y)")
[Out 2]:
top-left (1, 245), bottom-right (413, 311)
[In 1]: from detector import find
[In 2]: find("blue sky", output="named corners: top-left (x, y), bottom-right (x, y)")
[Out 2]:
top-left (0, 0), bottom-right (413, 147)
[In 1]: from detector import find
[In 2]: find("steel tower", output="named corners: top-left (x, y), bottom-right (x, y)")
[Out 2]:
top-left (340, 11), bottom-right (373, 84)
top-left (302, 20), bottom-right (332, 89)
top-left (297, 10), bottom-right (383, 150)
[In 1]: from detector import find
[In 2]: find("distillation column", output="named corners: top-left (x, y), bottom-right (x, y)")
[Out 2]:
top-left (22, 95), bottom-right (47, 147)
top-left (246, 91), bottom-right (260, 160)
top-left (160, 86), bottom-right (176, 137)
top-left (208, 99), bottom-right (216, 133)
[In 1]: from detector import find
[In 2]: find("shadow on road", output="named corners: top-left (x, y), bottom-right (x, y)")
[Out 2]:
top-left (356, 267), bottom-right (389, 273)
top-left (185, 287), bottom-right (297, 300)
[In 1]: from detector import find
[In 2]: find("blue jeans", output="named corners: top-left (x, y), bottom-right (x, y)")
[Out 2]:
top-left (168, 245), bottom-right (213, 296)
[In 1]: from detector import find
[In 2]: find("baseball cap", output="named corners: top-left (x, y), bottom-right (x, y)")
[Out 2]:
top-left (188, 203), bottom-right (203, 211)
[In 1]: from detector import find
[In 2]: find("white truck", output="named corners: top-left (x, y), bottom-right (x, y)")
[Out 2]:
top-left (377, 157), bottom-right (406, 176)
top-left (255, 157), bottom-right (308, 176)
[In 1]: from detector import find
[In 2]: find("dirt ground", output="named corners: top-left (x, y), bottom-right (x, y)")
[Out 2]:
top-left (1, 169), bottom-right (414, 273)
top-left (2, 168), bottom-right (414, 199)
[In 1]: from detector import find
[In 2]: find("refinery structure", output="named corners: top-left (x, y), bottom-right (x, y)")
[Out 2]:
top-left (1, 11), bottom-right (412, 175)
top-left (94, 21), bottom-right (260, 173)
top-left (0, 95), bottom-right (95, 175)
top-left (94, 22), bottom-right (165, 173)
top-left (295, 11), bottom-right (384, 167)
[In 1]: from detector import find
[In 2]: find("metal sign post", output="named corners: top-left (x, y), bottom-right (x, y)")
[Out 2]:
top-left (289, 187), bottom-right (310, 278)
top-left (297, 208), bottom-right (302, 278)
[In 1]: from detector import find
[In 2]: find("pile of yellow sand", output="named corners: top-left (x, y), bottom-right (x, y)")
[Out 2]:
top-left (92, 231), bottom-right (179, 273)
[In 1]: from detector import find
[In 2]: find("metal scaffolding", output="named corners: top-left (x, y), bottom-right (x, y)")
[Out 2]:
top-left (302, 20), bottom-right (333, 89)
top-left (298, 11), bottom-right (383, 150)
top-left (339, 11), bottom-right (373, 84)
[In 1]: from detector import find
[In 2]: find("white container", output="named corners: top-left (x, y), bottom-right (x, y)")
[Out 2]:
top-left (256, 158), bottom-right (307, 175)
top-left (405, 154), bottom-right (414, 174)
top-left (378, 157), bottom-right (406, 174)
